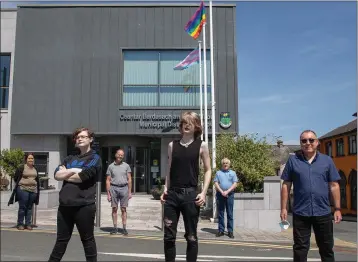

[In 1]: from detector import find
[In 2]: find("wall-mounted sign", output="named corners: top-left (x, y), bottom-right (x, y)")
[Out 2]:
top-left (219, 112), bottom-right (232, 129)
top-left (153, 159), bottom-right (158, 166)
top-left (119, 113), bottom-right (212, 130)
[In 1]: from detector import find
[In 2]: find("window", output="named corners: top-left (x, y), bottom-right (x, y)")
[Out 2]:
top-left (123, 50), bottom-right (211, 107)
top-left (325, 141), bottom-right (332, 157)
top-left (338, 170), bottom-right (347, 208)
top-left (0, 54), bottom-right (11, 109)
top-left (349, 135), bottom-right (357, 154)
top-left (336, 138), bottom-right (344, 156)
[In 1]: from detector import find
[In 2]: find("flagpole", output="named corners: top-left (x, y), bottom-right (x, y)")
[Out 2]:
top-left (209, 0), bottom-right (217, 220)
top-left (203, 22), bottom-right (208, 143)
top-left (198, 40), bottom-right (203, 141)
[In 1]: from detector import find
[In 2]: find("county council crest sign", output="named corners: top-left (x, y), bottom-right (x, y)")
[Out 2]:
top-left (219, 112), bottom-right (232, 129)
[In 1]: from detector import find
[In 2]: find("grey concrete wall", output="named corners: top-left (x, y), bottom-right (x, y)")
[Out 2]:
top-left (0, 111), bottom-right (10, 150)
top-left (233, 176), bottom-right (282, 232)
top-left (0, 10), bottom-right (17, 151)
top-left (11, 5), bottom-right (238, 136)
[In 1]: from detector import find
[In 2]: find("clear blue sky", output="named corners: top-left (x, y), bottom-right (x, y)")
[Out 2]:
top-left (2, 1), bottom-right (357, 145)
top-left (237, 1), bottom-right (357, 144)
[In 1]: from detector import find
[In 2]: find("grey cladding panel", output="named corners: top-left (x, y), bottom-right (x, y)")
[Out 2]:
top-left (11, 6), bottom-right (237, 135)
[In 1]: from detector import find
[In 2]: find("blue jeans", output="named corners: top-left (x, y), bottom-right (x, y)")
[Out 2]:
top-left (17, 187), bottom-right (37, 226)
top-left (216, 192), bottom-right (234, 233)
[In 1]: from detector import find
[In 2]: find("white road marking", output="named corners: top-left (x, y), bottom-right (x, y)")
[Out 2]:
top-left (98, 252), bottom-right (322, 261)
top-left (98, 252), bottom-right (213, 261)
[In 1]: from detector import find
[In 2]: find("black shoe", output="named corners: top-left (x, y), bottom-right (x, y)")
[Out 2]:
top-left (110, 228), bottom-right (118, 235)
top-left (216, 231), bottom-right (224, 237)
top-left (228, 232), bottom-right (234, 238)
top-left (122, 228), bottom-right (128, 236)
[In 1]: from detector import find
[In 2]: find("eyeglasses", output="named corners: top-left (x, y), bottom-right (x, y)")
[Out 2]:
top-left (76, 135), bottom-right (89, 140)
top-left (301, 138), bottom-right (316, 144)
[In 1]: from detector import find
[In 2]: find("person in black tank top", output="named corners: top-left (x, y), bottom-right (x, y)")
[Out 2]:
top-left (160, 112), bottom-right (212, 262)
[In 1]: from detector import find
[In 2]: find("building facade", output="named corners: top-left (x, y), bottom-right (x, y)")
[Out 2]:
top-left (1, 9), bottom-right (16, 151)
top-left (319, 113), bottom-right (357, 216)
top-left (3, 4), bottom-right (238, 193)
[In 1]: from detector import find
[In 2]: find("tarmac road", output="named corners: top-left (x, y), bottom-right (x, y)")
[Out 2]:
top-left (1, 228), bottom-right (356, 261)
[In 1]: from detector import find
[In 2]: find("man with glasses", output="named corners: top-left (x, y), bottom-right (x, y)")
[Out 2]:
top-left (280, 130), bottom-right (342, 262)
top-left (214, 158), bottom-right (238, 238)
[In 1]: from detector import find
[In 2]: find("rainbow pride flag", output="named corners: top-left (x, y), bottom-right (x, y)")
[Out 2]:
top-left (184, 1), bottom-right (206, 40)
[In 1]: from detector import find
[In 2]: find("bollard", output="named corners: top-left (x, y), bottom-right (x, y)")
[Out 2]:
top-left (31, 204), bottom-right (38, 228)
top-left (95, 181), bottom-right (101, 227)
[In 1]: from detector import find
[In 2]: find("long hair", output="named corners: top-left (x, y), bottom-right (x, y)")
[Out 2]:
top-left (179, 111), bottom-right (203, 139)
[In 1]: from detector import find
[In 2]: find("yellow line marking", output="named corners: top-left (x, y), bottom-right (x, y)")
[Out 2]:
top-left (1, 227), bottom-right (341, 251)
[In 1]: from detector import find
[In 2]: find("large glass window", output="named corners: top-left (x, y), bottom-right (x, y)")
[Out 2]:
top-left (123, 50), bottom-right (211, 107)
top-left (0, 54), bottom-right (11, 109)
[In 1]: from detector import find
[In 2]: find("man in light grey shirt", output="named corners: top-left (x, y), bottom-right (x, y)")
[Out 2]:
top-left (106, 149), bottom-right (132, 235)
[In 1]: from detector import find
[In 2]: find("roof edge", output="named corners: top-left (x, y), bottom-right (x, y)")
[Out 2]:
top-left (319, 129), bottom-right (357, 140)
top-left (17, 3), bottom-right (236, 8)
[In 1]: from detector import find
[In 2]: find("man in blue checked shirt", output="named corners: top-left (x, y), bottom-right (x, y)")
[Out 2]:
top-left (281, 130), bottom-right (342, 262)
top-left (214, 158), bottom-right (238, 238)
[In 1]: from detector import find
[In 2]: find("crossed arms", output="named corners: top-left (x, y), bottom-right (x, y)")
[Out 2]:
top-left (54, 166), bottom-right (83, 183)
top-left (54, 161), bottom-right (101, 184)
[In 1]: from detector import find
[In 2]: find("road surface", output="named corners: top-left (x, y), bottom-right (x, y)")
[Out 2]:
top-left (1, 228), bottom-right (356, 261)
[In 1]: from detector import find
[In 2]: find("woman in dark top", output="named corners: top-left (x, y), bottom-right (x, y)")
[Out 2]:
top-left (8, 153), bottom-right (40, 230)
top-left (48, 127), bottom-right (102, 262)
top-left (160, 111), bottom-right (212, 262)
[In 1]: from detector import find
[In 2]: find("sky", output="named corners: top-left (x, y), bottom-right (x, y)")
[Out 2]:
top-left (237, 1), bottom-right (357, 145)
top-left (1, 1), bottom-right (357, 145)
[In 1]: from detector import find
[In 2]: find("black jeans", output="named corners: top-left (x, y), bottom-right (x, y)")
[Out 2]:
top-left (293, 213), bottom-right (335, 262)
top-left (163, 188), bottom-right (200, 262)
top-left (49, 204), bottom-right (97, 262)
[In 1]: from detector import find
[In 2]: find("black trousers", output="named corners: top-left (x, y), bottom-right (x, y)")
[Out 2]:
top-left (293, 213), bottom-right (335, 262)
top-left (49, 204), bottom-right (97, 262)
top-left (163, 188), bottom-right (200, 262)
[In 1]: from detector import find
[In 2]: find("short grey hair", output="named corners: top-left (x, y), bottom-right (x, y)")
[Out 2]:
top-left (221, 158), bottom-right (231, 165)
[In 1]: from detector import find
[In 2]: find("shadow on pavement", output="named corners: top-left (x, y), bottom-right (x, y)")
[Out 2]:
top-left (200, 227), bottom-right (217, 235)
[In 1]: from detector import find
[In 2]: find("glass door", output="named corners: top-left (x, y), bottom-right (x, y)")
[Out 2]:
top-left (134, 147), bottom-right (149, 193)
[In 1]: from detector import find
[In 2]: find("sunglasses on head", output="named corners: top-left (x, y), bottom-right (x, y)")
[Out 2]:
top-left (301, 138), bottom-right (316, 144)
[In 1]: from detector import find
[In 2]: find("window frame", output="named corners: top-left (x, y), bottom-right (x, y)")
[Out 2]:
top-left (120, 48), bottom-right (212, 109)
top-left (0, 53), bottom-right (11, 109)
top-left (325, 141), bottom-right (332, 157)
top-left (335, 138), bottom-right (345, 157)
top-left (348, 135), bottom-right (357, 155)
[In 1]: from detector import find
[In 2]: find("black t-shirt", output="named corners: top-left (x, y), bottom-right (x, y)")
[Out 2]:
top-left (54, 149), bottom-right (102, 206)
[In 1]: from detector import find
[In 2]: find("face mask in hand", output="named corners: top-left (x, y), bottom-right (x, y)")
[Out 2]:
top-left (279, 220), bottom-right (290, 230)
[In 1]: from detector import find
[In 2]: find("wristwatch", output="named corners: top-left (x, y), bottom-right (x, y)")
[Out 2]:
top-left (335, 207), bottom-right (341, 211)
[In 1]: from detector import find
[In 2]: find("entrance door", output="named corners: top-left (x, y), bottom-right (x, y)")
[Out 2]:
top-left (134, 148), bottom-right (149, 194)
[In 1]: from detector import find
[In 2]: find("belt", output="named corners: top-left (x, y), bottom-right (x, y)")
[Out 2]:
top-left (110, 183), bottom-right (128, 188)
top-left (170, 187), bottom-right (196, 194)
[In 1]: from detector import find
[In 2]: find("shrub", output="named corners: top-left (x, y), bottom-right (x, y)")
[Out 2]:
top-left (0, 148), bottom-right (24, 178)
top-left (215, 133), bottom-right (276, 193)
